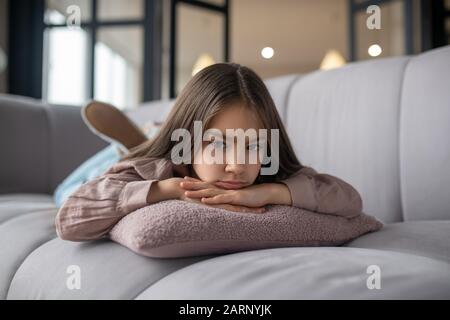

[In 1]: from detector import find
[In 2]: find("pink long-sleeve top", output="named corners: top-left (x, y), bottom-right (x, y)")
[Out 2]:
top-left (55, 157), bottom-right (363, 241)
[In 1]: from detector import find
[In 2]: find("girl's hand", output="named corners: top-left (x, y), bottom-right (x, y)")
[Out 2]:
top-left (164, 178), bottom-right (257, 213)
top-left (180, 176), bottom-right (273, 210)
top-left (178, 177), bottom-right (266, 214)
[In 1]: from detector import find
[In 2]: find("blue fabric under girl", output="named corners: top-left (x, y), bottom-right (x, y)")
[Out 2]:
top-left (53, 144), bottom-right (122, 206)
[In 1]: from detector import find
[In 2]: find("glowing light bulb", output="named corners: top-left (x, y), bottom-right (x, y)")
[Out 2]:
top-left (192, 53), bottom-right (215, 76)
top-left (261, 47), bottom-right (274, 59)
top-left (368, 44), bottom-right (382, 57)
top-left (320, 49), bottom-right (346, 70)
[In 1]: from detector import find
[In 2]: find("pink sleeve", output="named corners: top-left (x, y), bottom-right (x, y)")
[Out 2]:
top-left (279, 166), bottom-right (363, 218)
top-left (55, 157), bottom-right (172, 241)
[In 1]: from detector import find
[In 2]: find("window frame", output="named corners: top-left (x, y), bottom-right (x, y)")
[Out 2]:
top-left (348, 0), bottom-right (414, 61)
top-left (169, 0), bottom-right (230, 98)
top-left (9, 0), bottom-right (162, 103)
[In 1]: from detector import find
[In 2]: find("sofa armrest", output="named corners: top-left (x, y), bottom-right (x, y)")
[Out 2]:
top-left (0, 94), bottom-right (108, 195)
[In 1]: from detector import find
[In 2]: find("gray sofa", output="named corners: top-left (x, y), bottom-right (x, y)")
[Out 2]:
top-left (1, 45), bottom-right (450, 300)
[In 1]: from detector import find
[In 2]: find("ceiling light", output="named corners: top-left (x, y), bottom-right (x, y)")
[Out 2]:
top-left (368, 44), bottom-right (382, 57)
top-left (261, 47), bottom-right (274, 59)
top-left (192, 53), bottom-right (215, 76)
top-left (320, 49), bottom-right (346, 70)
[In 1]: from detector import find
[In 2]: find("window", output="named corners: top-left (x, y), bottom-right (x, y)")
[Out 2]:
top-left (43, 27), bottom-right (89, 106)
top-left (354, 0), bottom-right (406, 60)
top-left (94, 27), bottom-right (143, 109)
top-left (170, 0), bottom-right (229, 98)
top-left (42, 0), bottom-right (161, 109)
top-left (445, 0), bottom-right (450, 44)
top-left (176, 3), bottom-right (225, 95)
top-left (348, 0), bottom-right (419, 61)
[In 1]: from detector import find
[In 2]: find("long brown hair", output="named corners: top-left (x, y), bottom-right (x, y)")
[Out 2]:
top-left (122, 62), bottom-right (303, 182)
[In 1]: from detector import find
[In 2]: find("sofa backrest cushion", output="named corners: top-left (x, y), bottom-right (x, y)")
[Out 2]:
top-left (0, 95), bottom-right (50, 194)
top-left (47, 105), bottom-right (108, 192)
top-left (399, 46), bottom-right (450, 221)
top-left (0, 95), bottom-right (107, 194)
top-left (284, 57), bottom-right (410, 223)
top-left (264, 74), bottom-right (300, 123)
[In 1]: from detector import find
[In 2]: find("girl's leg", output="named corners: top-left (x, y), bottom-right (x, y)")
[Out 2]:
top-left (82, 101), bottom-right (148, 151)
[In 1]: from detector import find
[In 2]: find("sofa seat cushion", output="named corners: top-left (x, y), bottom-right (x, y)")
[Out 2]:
top-left (0, 209), bottom-right (57, 299)
top-left (134, 247), bottom-right (450, 299)
top-left (0, 194), bottom-right (54, 203)
top-left (345, 220), bottom-right (450, 263)
top-left (6, 238), bottom-right (217, 299)
top-left (0, 194), bottom-right (56, 224)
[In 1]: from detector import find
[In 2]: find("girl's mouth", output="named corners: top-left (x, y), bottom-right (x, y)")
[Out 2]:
top-left (214, 180), bottom-right (247, 189)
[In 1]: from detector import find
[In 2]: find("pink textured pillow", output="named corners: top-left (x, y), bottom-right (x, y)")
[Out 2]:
top-left (109, 199), bottom-right (383, 258)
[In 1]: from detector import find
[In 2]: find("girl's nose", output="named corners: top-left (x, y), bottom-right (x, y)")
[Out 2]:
top-left (225, 162), bottom-right (246, 175)
top-left (224, 150), bottom-right (246, 174)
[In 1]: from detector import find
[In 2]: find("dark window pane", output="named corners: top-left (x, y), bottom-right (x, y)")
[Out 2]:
top-left (201, 0), bottom-right (226, 6)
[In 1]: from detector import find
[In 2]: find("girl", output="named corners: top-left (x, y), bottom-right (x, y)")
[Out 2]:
top-left (55, 63), bottom-right (363, 242)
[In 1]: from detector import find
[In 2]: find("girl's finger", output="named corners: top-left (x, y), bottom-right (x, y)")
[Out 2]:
top-left (214, 204), bottom-right (247, 213)
top-left (180, 181), bottom-right (209, 190)
top-left (184, 176), bottom-right (201, 181)
top-left (202, 195), bottom-right (265, 213)
top-left (235, 205), bottom-right (266, 213)
top-left (228, 206), bottom-right (247, 213)
top-left (185, 188), bottom-right (222, 198)
top-left (229, 204), bottom-right (265, 212)
top-left (201, 194), bottom-right (233, 204)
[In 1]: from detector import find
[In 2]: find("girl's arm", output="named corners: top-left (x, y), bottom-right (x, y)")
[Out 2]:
top-left (55, 157), bottom-right (264, 241)
top-left (55, 158), bottom-right (176, 241)
top-left (275, 166), bottom-right (363, 218)
top-left (184, 167), bottom-right (363, 218)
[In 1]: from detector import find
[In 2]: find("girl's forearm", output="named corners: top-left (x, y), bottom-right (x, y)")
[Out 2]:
top-left (146, 178), bottom-right (182, 204)
top-left (147, 179), bottom-right (293, 207)
top-left (262, 183), bottom-right (292, 206)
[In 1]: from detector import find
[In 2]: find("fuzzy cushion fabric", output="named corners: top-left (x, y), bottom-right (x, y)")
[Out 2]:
top-left (109, 199), bottom-right (383, 258)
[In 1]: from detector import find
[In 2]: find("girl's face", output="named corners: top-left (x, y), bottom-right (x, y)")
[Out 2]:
top-left (191, 102), bottom-right (263, 189)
